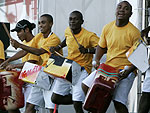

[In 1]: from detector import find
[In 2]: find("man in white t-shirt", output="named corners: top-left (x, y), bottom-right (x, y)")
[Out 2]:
top-left (138, 26), bottom-right (150, 113)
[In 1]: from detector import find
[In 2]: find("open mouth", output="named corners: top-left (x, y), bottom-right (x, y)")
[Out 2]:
top-left (117, 11), bottom-right (125, 17)
top-left (118, 13), bottom-right (124, 17)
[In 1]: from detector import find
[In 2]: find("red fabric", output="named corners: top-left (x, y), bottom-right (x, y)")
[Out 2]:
top-left (0, 70), bottom-right (24, 110)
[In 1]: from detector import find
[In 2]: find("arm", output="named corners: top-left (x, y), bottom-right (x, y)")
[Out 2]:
top-left (119, 65), bottom-right (137, 81)
top-left (11, 39), bottom-right (48, 56)
top-left (119, 27), bottom-right (149, 80)
top-left (141, 26), bottom-right (150, 38)
top-left (59, 38), bottom-right (67, 48)
top-left (94, 45), bottom-right (107, 69)
top-left (5, 60), bottom-right (38, 70)
top-left (79, 46), bottom-right (96, 54)
top-left (79, 34), bottom-right (99, 54)
top-left (0, 59), bottom-right (4, 65)
top-left (0, 50), bottom-right (27, 69)
top-left (50, 39), bottom-right (67, 53)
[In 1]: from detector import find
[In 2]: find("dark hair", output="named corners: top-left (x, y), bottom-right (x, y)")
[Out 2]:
top-left (26, 23), bottom-right (36, 33)
top-left (71, 10), bottom-right (84, 21)
top-left (11, 19), bottom-right (36, 33)
top-left (40, 14), bottom-right (53, 23)
top-left (120, 1), bottom-right (132, 12)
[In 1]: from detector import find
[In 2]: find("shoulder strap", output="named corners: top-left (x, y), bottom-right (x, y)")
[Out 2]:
top-left (70, 28), bottom-right (80, 47)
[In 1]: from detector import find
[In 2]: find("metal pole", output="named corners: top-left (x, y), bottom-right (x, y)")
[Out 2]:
top-left (137, 0), bottom-right (143, 112)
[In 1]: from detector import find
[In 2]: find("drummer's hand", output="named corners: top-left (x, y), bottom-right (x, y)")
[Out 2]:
top-left (50, 46), bottom-right (61, 54)
top-left (5, 64), bottom-right (16, 71)
top-left (79, 45), bottom-right (88, 54)
top-left (118, 70), bottom-right (129, 81)
top-left (10, 39), bottom-right (20, 49)
top-left (0, 60), bottom-right (9, 69)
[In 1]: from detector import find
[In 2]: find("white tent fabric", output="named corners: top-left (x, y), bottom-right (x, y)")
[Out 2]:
top-left (39, 0), bottom-right (116, 38)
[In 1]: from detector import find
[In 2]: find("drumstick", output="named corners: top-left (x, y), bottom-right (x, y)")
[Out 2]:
top-left (2, 23), bottom-right (13, 40)
top-left (143, 36), bottom-right (148, 45)
top-left (70, 28), bottom-right (80, 47)
top-left (54, 51), bottom-right (65, 58)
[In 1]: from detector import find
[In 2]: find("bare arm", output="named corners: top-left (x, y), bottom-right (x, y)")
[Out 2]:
top-left (8, 50), bottom-right (27, 62)
top-left (0, 50), bottom-right (27, 69)
top-left (50, 39), bottom-right (67, 53)
top-left (94, 45), bottom-right (107, 69)
top-left (11, 39), bottom-right (48, 56)
top-left (59, 39), bottom-right (67, 48)
top-left (19, 43), bottom-right (47, 56)
top-left (79, 45), bottom-right (96, 54)
top-left (119, 65), bottom-right (137, 81)
top-left (0, 59), bottom-right (4, 65)
top-left (5, 60), bottom-right (38, 70)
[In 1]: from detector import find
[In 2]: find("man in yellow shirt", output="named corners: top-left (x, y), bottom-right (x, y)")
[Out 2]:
top-left (0, 40), bottom-right (5, 64)
top-left (0, 19), bottom-right (39, 70)
top-left (0, 19), bottom-right (40, 113)
top-left (10, 14), bottom-right (61, 113)
top-left (50, 11), bottom-right (99, 113)
top-left (82, 1), bottom-right (141, 113)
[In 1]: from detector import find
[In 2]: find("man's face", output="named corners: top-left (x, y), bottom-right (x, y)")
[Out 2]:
top-left (69, 13), bottom-right (83, 30)
top-left (116, 2), bottom-right (132, 20)
top-left (17, 29), bottom-right (26, 41)
top-left (39, 16), bottom-right (52, 34)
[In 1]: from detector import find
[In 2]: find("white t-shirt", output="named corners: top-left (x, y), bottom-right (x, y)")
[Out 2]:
top-left (142, 68), bottom-right (150, 92)
top-left (142, 46), bottom-right (150, 92)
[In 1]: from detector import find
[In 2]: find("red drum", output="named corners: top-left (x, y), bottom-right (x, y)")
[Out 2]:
top-left (83, 63), bottom-right (120, 113)
top-left (0, 70), bottom-right (24, 110)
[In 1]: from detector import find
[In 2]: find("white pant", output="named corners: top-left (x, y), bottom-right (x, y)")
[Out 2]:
top-left (20, 83), bottom-right (33, 113)
top-left (22, 83), bottom-right (33, 104)
top-left (27, 69), bottom-right (56, 109)
top-left (53, 70), bottom-right (88, 102)
top-left (27, 85), bottom-right (55, 109)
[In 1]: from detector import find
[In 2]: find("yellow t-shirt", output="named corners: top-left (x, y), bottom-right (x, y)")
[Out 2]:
top-left (65, 27), bottom-right (100, 74)
top-left (32, 32), bottom-right (62, 66)
top-left (0, 40), bottom-right (5, 60)
top-left (22, 39), bottom-right (40, 63)
top-left (99, 21), bottom-right (141, 69)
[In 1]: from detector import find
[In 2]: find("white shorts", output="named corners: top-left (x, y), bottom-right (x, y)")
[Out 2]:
top-left (82, 70), bottom-right (136, 106)
top-left (20, 83), bottom-right (33, 112)
top-left (22, 83), bottom-right (33, 104)
top-left (27, 81), bottom-right (55, 109)
top-left (27, 69), bottom-right (56, 109)
top-left (53, 69), bottom-right (88, 102)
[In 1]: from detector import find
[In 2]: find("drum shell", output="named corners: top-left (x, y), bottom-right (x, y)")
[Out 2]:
top-left (0, 70), bottom-right (24, 110)
top-left (83, 76), bottom-right (115, 113)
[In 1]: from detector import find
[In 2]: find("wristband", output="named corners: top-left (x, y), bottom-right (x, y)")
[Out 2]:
top-left (87, 48), bottom-right (90, 53)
